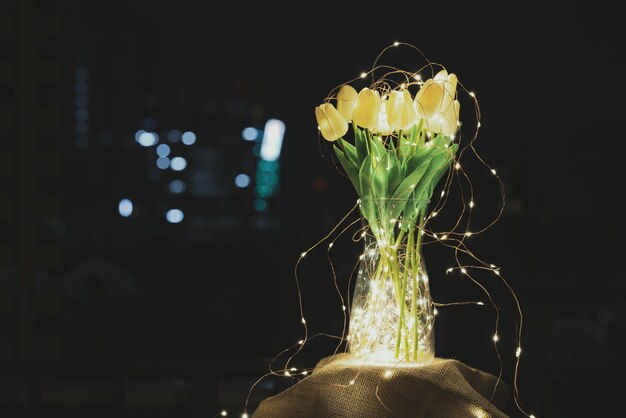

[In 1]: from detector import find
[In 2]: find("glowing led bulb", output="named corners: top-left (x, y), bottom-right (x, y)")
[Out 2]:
top-left (477, 122), bottom-right (482, 128)
top-left (298, 340), bottom-right (304, 345)
top-left (455, 162), bottom-right (461, 170)
top-left (446, 268), bottom-right (453, 274)
top-left (414, 74), bottom-right (421, 81)
top-left (433, 308), bottom-right (438, 316)
top-left (469, 92), bottom-right (476, 98)
top-left (349, 379), bottom-right (355, 385)
top-left (284, 371), bottom-right (291, 376)
top-left (393, 41), bottom-right (400, 46)
top-left (290, 367), bottom-right (297, 371)
top-left (465, 232), bottom-right (473, 237)
top-left (441, 234), bottom-right (448, 240)
top-left (516, 347), bottom-right (522, 357)
top-left (461, 268), bottom-right (467, 274)
top-left (221, 411), bottom-right (227, 417)
top-left (431, 211), bottom-right (438, 217)
top-left (242, 414), bottom-right (249, 418)
top-left (493, 334), bottom-right (499, 342)
top-left (300, 252), bottom-right (307, 258)
top-left (328, 242), bottom-right (333, 248)
top-left (302, 371), bottom-right (309, 375)
top-left (441, 190), bottom-right (445, 197)
top-left (342, 305), bottom-right (346, 311)
top-left (494, 270), bottom-right (501, 276)
top-left (469, 201), bottom-right (475, 208)
top-left (301, 318), bottom-right (306, 324)
top-left (383, 370), bottom-right (393, 379)
top-left (433, 234), bottom-right (438, 239)
top-left (530, 415), bottom-right (536, 418)
top-left (477, 301), bottom-right (484, 306)
top-left (491, 168), bottom-right (497, 175)
top-left (360, 72), bottom-right (367, 78)
top-left (490, 264), bottom-right (496, 268)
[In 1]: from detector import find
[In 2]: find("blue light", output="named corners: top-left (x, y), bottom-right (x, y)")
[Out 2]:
top-left (166, 209), bottom-right (184, 223)
top-left (156, 156), bottom-right (170, 169)
top-left (181, 131), bottom-right (196, 145)
top-left (170, 156), bottom-right (187, 171)
top-left (167, 129), bottom-right (181, 143)
top-left (134, 130), bottom-right (146, 140)
top-left (242, 127), bottom-right (258, 141)
top-left (169, 180), bottom-right (186, 193)
top-left (118, 198), bottom-right (133, 217)
top-left (137, 132), bottom-right (158, 147)
top-left (235, 173), bottom-right (251, 188)
top-left (260, 119), bottom-right (285, 161)
top-left (156, 144), bottom-right (171, 157)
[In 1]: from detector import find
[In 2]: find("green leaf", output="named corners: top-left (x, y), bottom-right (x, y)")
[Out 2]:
top-left (387, 151), bottom-right (401, 197)
top-left (425, 143), bottom-right (458, 199)
top-left (333, 145), bottom-right (361, 195)
top-left (370, 135), bottom-right (387, 161)
top-left (355, 128), bottom-right (368, 165)
top-left (388, 159), bottom-right (430, 222)
top-left (338, 138), bottom-right (358, 165)
top-left (359, 155), bottom-right (377, 230)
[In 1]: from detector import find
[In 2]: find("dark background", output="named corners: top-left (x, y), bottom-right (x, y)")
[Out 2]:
top-left (1, 1), bottom-right (624, 417)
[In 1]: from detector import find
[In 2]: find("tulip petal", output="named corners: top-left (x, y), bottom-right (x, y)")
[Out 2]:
top-left (415, 80), bottom-right (444, 126)
top-left (337, 85), bottom-right (358, 121)
top-left (441, 99), bottom-right (460, 137)
top-left (354, 88), bottom-right (380, 130)
top-left (434, 69), bottom-right (448, 83)
top-left (441, 73), bottom-right (458, 113)
top-left (315, 103), bottom-right (348, 141)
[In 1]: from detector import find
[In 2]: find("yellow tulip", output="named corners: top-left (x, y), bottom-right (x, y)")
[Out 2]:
top-left (353, 88), bottom-right (381, 130)
top-left (387, 90), bottom-right (417, 131)
top-left (414, 69), bottom-right (459, 136)
top-left (315, 103), bottom-right (348, 142)
top-left (372, 99), bottom-right (393, 136)
top-left (429, 100), bottom-right (460, 137)
top-left (336, 85), bottom-right (358, 121)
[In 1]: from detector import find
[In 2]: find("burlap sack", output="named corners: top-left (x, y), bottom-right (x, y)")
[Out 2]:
top-left (253, 354), bottom-right (509, 417)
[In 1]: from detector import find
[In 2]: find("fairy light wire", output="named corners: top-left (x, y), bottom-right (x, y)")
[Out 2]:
top-left (244, 42), bottom-right (533, 418)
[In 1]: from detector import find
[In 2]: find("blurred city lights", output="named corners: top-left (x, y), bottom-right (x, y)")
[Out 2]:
top-left (156, 156), bottom-right (170, 169)
top-left (181, 131), bottom-right (196, 145)
top-left (259, 119), bottom-right (285, 162)
top-left (118, 199), bottom-right (133, 217)
top-left (170, 156), bottom-right (187, 171)
top-left (169, 180), bottom-right (186, 194)
top-left (137, 132), bottom-right (158, 147)
top-left (166, 209), bottom-right (184, 223)
top-left (242, 127), bottom-right (258, 141)
top-left (156, 144), bottom-right (171, 157)
top-left (235, 174), bottom-right (251, 188)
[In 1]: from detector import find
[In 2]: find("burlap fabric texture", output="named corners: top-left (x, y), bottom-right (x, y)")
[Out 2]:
top-left (253, 354), bottom-right (509, 418)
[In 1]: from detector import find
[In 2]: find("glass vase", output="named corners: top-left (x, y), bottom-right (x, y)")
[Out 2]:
top-left (348, 199), bottom-right (435, 365)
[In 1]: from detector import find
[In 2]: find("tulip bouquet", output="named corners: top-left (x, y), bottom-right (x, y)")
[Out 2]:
top-left (315, 69), bottom-right (460, 363)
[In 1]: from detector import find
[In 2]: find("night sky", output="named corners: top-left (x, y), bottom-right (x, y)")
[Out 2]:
top-left (2, 1), bottom-right (624, 417)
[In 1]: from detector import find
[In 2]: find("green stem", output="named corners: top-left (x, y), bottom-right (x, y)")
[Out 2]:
top-left (397, 130), bottom-right (403, 159)
top-left (412, 214), bottom-right (425, 360)
top-left (395, 244), bottom-right (408, 359)
top-left (337, 137), bottom-right (348, 156)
